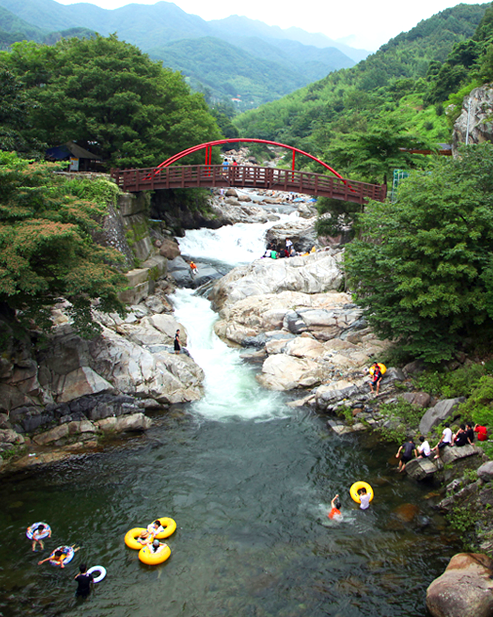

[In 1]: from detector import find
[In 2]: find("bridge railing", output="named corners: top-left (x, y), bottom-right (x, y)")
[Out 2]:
top-left (111, 165), bottom-right (387, 203)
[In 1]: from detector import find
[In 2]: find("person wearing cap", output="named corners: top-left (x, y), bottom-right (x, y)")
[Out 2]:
top-left (151, 539), bottom-right (167, 554)
top-left (328, 494), bottom-right (343, 521)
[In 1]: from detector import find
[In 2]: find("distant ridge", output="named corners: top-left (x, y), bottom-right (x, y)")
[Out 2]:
top-left (0, 0), bottom-right (365, 109)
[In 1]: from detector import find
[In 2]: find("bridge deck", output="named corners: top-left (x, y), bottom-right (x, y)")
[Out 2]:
top-left (110, 164), bottom-right (387, 204)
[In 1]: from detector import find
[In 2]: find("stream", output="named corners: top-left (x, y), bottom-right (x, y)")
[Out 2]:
top-left (0, 211), bottom-right (459, 617)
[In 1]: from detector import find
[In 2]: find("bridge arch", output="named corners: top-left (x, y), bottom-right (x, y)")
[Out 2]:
top-left (156, 138), bottom-right (344, 180)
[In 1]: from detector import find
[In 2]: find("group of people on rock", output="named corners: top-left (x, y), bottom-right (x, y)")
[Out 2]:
top-left (263, 238), bottom-right (296, 259)
top-left (396, 421), bottom-right (488, 472)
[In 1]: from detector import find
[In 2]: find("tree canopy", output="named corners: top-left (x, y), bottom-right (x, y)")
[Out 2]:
top-left (0, 151), bottom-right (127, 340)
top-left (345, 143), bottom-right (493, 363)
top-left (0, 34), bottom-right (223, 168)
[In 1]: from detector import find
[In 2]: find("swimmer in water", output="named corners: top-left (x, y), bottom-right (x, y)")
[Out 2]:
top-left (358, 487), bottom-right (371, 510)
top-left (328, 494), bottom-right (343, 521)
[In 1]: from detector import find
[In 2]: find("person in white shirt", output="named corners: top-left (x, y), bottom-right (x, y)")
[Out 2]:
top-left (432, 422), bottom-right (453, 459)
top-left (417, 435), bottom-right (431, 458)
top-left (358, 487), bottom-right (371, 510)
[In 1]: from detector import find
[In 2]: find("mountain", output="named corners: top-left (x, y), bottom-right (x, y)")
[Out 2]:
top-left (0, 0), bottom-right (360, 109)
top-left (0, 5), bottom-right (47, 46)
top-left (208, 16), bottom-right (369, 63)
top-left (0, 4), bottom-right (94, 49)
top-left (148, 36), bottom-right (312, 108)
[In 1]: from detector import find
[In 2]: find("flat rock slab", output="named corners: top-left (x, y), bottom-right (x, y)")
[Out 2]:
top-left (441, 444), bottom-right (482, 464)
top-left (328, 421), bottom-right (367, 435)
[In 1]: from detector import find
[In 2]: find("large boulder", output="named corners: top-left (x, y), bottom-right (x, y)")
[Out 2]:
top-left (210, 251), bottom-right (343, 311)
top-left (477, 461), bottom-right (493, 482)
top-left (426, 553), bottom-right (493, 617)
top-left (256, 355), bottom-right (324, 390)
top-left (418, 398), bottom-right (464, 435)
top-left (405, 457), bottom-right (437, 481)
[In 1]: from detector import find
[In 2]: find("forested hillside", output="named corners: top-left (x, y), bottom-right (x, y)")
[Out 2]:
top-left (235, 2), bottom-right (491, 177)
top-left (0, 0), bottom-right (358, 109)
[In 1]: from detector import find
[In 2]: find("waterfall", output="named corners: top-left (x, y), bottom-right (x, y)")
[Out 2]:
top-left (176, 213), bottom-right (299, 265)
top-left (171, 218), bottom-right (295, 421)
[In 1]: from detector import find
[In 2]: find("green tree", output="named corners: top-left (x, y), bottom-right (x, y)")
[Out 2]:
top-left (0, 152), bottom-right (127, 341)
top-left (1, 35), bottom-right (222, 168)
top-left (345, 144), bottom-right (493, 363)
top-left (325, 121), bottom-right (429, 184)
top-left (0, 68), bottom-right (45, 158)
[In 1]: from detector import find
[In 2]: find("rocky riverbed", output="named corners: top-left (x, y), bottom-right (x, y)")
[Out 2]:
top-left (1, 180), bottom-right (493, 617)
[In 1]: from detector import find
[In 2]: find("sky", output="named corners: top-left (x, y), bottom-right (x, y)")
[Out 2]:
top-left (56, 0), bottom-right (484, 50)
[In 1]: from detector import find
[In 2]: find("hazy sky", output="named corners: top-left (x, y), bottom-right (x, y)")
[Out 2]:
top-left (56, 0), bottom-right (483, 50)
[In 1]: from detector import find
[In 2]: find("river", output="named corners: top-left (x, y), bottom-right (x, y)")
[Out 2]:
top-left (0, 213), bottom-right (459, 617)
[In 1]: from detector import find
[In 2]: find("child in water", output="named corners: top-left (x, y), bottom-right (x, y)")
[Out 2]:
top-left (358, 487), bottom-right (371, 510)
top-left (31, 523), bottom-right (51, 552)
top-left (328, 494), bottom-right (343, 521)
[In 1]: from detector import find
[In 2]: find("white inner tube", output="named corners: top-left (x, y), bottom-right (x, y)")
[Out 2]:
top-left (87, 565), bottom-right (106, 583)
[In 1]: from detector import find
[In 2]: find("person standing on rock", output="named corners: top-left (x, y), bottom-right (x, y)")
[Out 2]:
top-left (286, 238), bottom-right (293, 254)
top-left (174, 329), bottom-right (181, 355)
top-left (189, 261), bottom-right (198, 277)
top-left (396, 436), bottom-right (416, 472)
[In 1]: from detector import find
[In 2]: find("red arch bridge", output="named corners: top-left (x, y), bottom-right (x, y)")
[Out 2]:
top-left (110, 139), bottom-right (387, 204)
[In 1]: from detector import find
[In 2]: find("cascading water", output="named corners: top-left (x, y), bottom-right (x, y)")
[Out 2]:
top-left (170, 288), bottom-right (284, 421)
top-left (171, 214), bottom-right (296, 421)
top-left (176, 213), bottom-right (298, 265)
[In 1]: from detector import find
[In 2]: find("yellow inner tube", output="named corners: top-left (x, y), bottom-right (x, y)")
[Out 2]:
top-left (155, 517), bottom-right (176, 539)
top-left (124, 518), bottom-right (176, 549)
top-left (369, 363), bottom-right (386, 375)
top-left (139, 543), bottom-right (171, 565)
top-left (350, 481), bottom-right (374, 504)
top-left (124, 527), bottom-right (147, 550)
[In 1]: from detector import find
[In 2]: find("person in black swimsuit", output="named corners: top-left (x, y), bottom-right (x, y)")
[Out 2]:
top-left (396, 436), bottom-right (416, 472)
top-left (174, 329), bottom-right (181, 355)
top-left (75, 564), bottom-right (94, 598)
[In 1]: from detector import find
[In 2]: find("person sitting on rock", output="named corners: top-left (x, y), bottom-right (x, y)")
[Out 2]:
top-left (369, 362), bottom-right (383, 396)
top-left (416, 435), bottom-right (431, 458)
top-left (396, 436), bottom-right (416, 472)
top-left (474, 423), bottom-right (488, 441)
top-left (432, 422), bottom-right (453, 460)
top-left (465, 422), bottom-right (475, 444)
top-left (328, 494), bottom-right (343, 521)
top-left (453, 424), bottom-right (469, 447)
